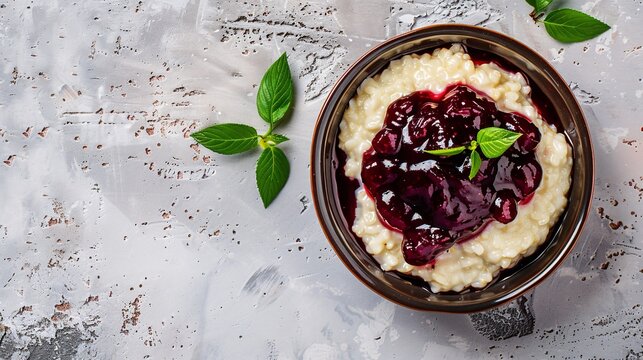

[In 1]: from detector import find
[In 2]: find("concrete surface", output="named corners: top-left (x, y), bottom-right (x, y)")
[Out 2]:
top-left (0, 0), bottom-right (641, 359)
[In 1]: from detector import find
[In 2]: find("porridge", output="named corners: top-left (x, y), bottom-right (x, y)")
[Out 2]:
top-left (338, 44), bottom-right (572, 293)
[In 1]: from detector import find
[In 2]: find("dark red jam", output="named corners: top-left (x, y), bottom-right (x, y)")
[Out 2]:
top-left (361, 85), bottom-right (543, 266)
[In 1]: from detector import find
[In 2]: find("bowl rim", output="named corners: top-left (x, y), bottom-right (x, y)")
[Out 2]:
top-left (309, 24), bottom-right (595, 313)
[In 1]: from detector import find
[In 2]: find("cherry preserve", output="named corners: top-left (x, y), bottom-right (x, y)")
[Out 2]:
top-left (360, 84), bottom-right (543, 266)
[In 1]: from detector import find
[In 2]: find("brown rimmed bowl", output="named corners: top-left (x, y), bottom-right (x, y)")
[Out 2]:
top-left (310, 24), bottom-right (594, 313)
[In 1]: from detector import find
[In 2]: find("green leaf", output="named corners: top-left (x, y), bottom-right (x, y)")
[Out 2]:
top-left (469, 150), bottom-right (481, 180)
top-left (543, 9), bottom-right (610, 43)
top-left (477, 127), bottom-right (522, 158)
top-left (256, 146), bottom-right (290, 208)
top-left (266, 133), bottom-right (289, 145)
top-left (191, 123), bottom-right (258, 155)
top-left (526, 0), bottom-right (552, 13)
top-left (424, 146), bottom-right (466, 157)
top-left (256, 53), bottom-right (294, 126)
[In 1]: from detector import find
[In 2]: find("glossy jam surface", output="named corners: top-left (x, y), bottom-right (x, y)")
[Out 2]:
top-left (361, 85), bottom-right (543, 266)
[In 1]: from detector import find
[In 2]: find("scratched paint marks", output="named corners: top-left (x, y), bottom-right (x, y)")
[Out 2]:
top-left (569, 82), bottom-right (601, 105)
top-left (198, 0), bottom-right (349, 101)
top-left (385, 0), bottom-right (503, 36)
top-left (483, 305), bottom-right (643, 358)
top-left (469, 295), bottom-right (535, 341)
top-left (0, 298), bottom-right (101, 359)
top-left (121, 294), bottom-right (143, 335)
top-left (0, 1), bottom-right (213, 358)
top-left (242, 265), bottom-right (289, 308)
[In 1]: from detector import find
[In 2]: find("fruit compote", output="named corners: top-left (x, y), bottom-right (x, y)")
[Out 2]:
top-left (361, 85), bottom-right (543, 266)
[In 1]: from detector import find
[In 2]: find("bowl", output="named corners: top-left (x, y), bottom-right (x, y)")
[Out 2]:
top-left (310, 24), bottom-right (594, 313)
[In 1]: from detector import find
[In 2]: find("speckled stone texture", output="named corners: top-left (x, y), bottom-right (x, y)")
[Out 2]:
top-left (0, 0), bottom-right (641, 359)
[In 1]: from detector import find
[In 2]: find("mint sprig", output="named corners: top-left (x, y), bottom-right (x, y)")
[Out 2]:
top-left (190, 53), bottom-right (293, 208)
top-left (525, 1), bottom-right (610, 42)
top-left (424, 127), bottom-right (522, 180)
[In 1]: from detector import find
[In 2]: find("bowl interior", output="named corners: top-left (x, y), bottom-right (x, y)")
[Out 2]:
top-left (311, 25), bottom-right (593, 313)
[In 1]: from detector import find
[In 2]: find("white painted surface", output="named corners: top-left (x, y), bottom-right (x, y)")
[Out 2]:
top-left (0, 0), bottom-right (641, 359)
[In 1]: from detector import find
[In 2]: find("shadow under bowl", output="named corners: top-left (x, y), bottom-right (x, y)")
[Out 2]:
top-left (310, 24), bottom-right (594, 313)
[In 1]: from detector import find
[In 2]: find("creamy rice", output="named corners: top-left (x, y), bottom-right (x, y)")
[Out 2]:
top-left (338, 44), bottom-right (572, 292)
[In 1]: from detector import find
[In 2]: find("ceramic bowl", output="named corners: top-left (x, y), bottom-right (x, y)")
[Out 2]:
top-left (310, 24), bottom-right (594, 313)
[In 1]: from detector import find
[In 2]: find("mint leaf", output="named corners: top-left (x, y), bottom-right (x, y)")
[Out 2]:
top-left (191, 123), bottom-right (258, 155)
top-left (256, 146), bottom-right (290, 208)
top-left (469, 150), bottom-right (482, 180)
top-left (477, 127), bottom-right (522, 158)
top-left (424, 146), bottom-right (466, 156)
top-left (526, 0), bottom-right (552, 13)
top-left (543, 9), bottom-right (610, 43)
top-left (257, 53), bottom-right (294, 126)
top-left (266, 133), bottom-right (289, 145)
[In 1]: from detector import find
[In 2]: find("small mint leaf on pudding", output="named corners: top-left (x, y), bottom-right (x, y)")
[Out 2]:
top-left (543, 9), bottom-right (610, 43)
top-left (424, 146), bottom-right (466, 156)
top-left (477, 127), bottom-right (522, 158)
top-left (191, 123), bottom-right (258, 155)
top-left (257, 53), bottom-right (294, 126)
top-left (256, 146), bottom-right (290, 208)
top-left (423, 126), bottom-right (522, 180)
top-left (469, 149), bottom-right (482, 180)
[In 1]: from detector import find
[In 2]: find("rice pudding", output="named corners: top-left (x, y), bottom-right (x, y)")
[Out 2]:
top-left (338, 44), bottom-right (572, 293)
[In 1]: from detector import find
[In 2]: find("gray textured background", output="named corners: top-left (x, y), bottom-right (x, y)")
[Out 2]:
top-left (0, 0), bottom-right (641, 359)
